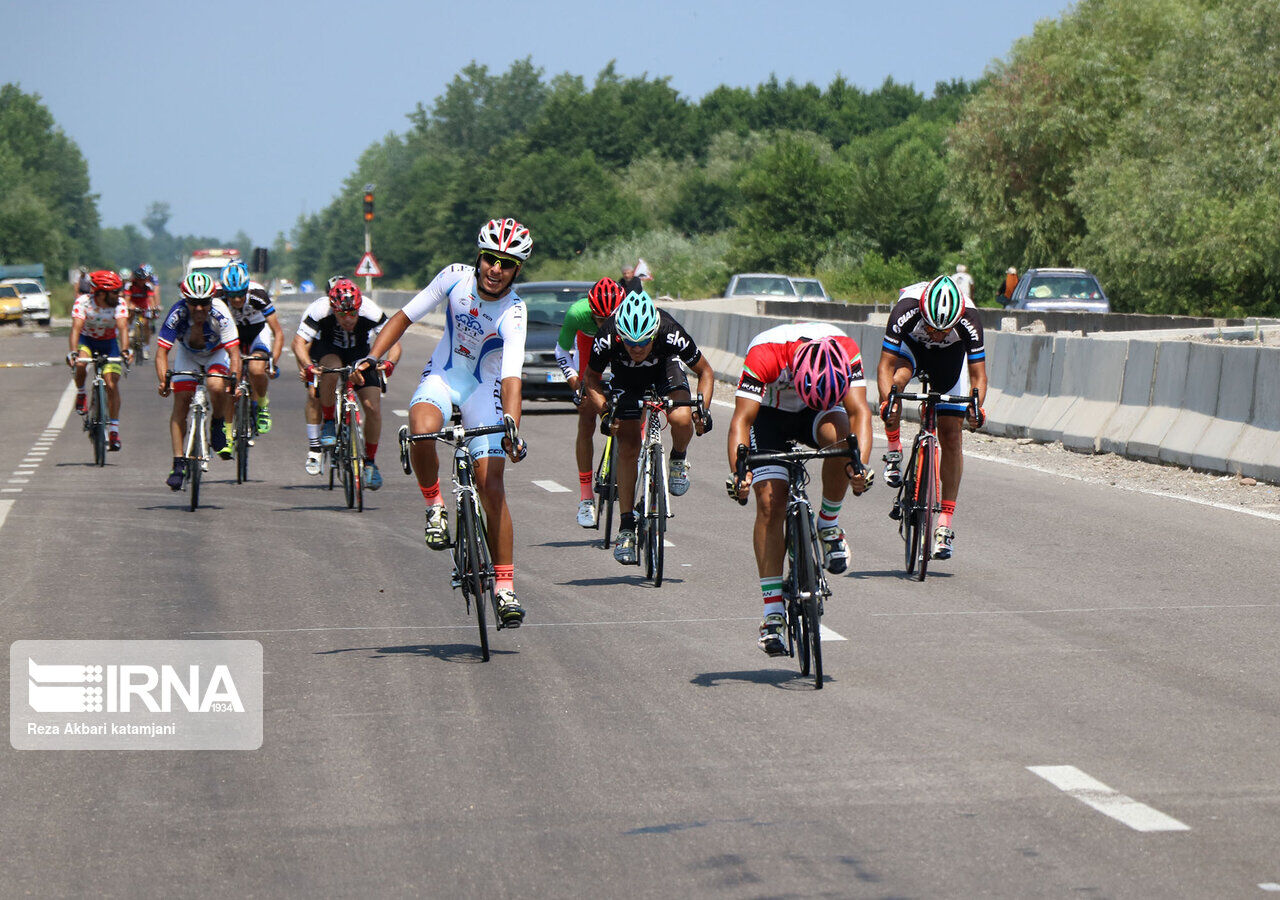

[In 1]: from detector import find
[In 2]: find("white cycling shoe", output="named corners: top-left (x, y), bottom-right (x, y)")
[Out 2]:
top-left (932, 526), bottom-right (955, 560)
top-left (577, 499), bottom-right (597, 528)
top-left (305, 450), bottom-right (323, 476)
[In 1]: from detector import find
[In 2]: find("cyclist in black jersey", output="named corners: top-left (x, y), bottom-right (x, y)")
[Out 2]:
top-left (878, 275), bottom-right (987, 561)
top-left (582, 290), bottom-right (714, 565)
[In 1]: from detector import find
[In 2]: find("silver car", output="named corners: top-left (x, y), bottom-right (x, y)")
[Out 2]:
top-left (0, 279), bottom-right (52, 325)
top-left (1005, 268), bottom-right (1110, 314)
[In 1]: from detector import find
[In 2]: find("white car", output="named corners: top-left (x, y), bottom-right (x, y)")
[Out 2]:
top-left (0, 278), bottom-right (52, 325)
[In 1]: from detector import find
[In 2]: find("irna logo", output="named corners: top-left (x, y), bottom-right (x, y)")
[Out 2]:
top-left (27, 658), bottom-right (244, 714)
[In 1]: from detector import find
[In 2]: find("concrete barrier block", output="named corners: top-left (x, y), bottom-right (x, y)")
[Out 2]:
top-left (1191, 345), bottom-right (1258, 472)
top-left (1059, 340), bottom-right (1128, 452)
top-left (1159, 343), bottom-right (1223, 466)
top-left (1127, 342), bottom-right (1190, 462)
top-left (1098, 340), bottom-right (1159, 456)
top-left (1227, 346), bottom-right (1280, 482)
top-left (1004, 334), bottom-right (1054, 439)
top-left (1028, 335), bottom-right (1080, 443)
top-left (984, 331), bottom-right (1031, 437)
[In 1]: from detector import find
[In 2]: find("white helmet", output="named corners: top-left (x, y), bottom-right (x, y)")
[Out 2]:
top-left (477, 217), bottom-right (533, 261)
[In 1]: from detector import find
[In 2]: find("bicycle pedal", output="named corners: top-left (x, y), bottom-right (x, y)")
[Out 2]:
top-left (888, 502), bottom-right (901, 521)
top-left (200, 461), bottom-right (209, 472)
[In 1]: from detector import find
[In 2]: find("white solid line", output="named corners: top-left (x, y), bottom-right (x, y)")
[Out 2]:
top-left (0, 499), bottom-right (12, 530)
top-left (532, 479), bottom-right (570, 493)
top-left (711, 398), bottom-right (735, 409)
top-left (664, 539), bottom-right (675, 547)
top-left (873, 602), bottom-right (1280, 618)
top-left (393, 409), bottom-right (408, 417)
top-left (819, 623), bottom-right (847, 641)
top-left (46, 381), bottom-right (77, 432)
top-left (187, 615), bottom-right (760, 636)
top-left (1028, 765), bottom-right (1190, 832)
top-left (970, 451), bottom-right (1280, 523)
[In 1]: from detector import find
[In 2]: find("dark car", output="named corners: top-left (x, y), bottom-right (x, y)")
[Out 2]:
top-left (1005, 267), bottom-right (1110, 314)
top-left (517, 280), bottom-right (593, 401)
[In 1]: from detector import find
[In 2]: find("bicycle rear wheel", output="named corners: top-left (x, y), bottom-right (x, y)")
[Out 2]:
top-left (650, 447), bottom-right (667, 587)
top-left (352, 411), bottom-right (364, 513)
top-left (235, 393), bottom-right (250, 484)
top-left (901, 450), bottom-right (920, 576)
top-left (91, 383), bottom-right (107, 467)
top-left (915, 443), bottom-right (936, 582)
top-left (457, 493), bottom-right (490, 661)
top-left (795, 511), bottom-right (824, 687)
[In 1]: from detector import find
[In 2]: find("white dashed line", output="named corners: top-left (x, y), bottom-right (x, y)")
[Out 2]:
top-left (818, 624), bottom-right (847, 641)
top-left (393, 409), bottom-right (408, 417)
top-left (533, 480), bottom-right (570, 493)
top-left (1259, 883), bottom-right (1280, 892)
top-left (711, 398), bottom-right (735, 409)
top-left (1028, 765), bottom-right (1189, 832)
top-left (7, 478), bottom-right (29, 484)
top-left (0, 499), bottom-right (12, 530)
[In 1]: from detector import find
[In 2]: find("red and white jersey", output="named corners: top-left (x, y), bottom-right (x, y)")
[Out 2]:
top-left (72, 293), bottom-right (128, 340)
top-left (735, 322), bottom-right (865, 412)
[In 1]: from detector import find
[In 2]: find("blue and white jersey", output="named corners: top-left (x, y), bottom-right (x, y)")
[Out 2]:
top-left (401, 264), bottom-right (527, 385)
top-left (156, 298), bottom-right (238, 353)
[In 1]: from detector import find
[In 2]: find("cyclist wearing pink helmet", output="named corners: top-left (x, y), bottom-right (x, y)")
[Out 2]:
top-left (726, 323), bottom-right (873, 657)
top-left (879, 274), bottom-right (987, 561)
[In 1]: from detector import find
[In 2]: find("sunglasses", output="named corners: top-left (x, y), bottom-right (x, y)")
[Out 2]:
top-left (223, 290), bottom-right (248, 299)
top-left (480, 252), bottom-right (520, 271)
top-left (187, 300), bottom-right (212, 308)
top-left (621, 337), bottom-right (652, 349)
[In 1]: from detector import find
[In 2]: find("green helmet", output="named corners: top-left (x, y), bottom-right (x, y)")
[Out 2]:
top-left (919, 275), bottom-right (964, 331)
top-left (180, 272), bottom-right (217, 301)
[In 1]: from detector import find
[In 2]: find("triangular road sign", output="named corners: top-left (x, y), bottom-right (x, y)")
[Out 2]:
top-left (355, 252), bottom-right (383, 277)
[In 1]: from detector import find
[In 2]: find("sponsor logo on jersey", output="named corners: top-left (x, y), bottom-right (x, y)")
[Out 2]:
top-left (455, 313), bottom-right (485, 337)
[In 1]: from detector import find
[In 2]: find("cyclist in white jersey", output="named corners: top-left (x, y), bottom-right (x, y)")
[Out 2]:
top-left (363, 218), bottom-right (533, 627)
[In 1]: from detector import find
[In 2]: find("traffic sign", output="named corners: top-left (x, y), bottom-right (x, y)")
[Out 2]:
top-left (355, 252), bottom-right (383, 278)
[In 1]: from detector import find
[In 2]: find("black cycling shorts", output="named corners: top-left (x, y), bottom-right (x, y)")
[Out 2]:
top-left (609, 358), bottom-right (690, 421)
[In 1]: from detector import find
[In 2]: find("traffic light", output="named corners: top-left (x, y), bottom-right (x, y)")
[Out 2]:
top-left (363, 191), bottom-right (374, 222)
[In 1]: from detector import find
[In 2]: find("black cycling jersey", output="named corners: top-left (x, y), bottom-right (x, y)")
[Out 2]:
top-left (882, 296), bottom-right (986, 386)
top-left (296, 297), bottom-right (388, 357)
top-left (587, 308), bottom-right (702, 390)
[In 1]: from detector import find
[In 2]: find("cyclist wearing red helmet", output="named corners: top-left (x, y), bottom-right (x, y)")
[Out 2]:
top-left (553, 276), bottom-right (626, 527)
top-left (68, 270), bottom-right (132, 450)
top-left (291, 278), bottom-right (400, 488)
top-left (878, 275), bottom-right (987, 561)
top-left (726, 323), bottom-right (873, 656)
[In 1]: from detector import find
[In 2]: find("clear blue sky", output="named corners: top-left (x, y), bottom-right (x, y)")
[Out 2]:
top-left (5, 0), bottom-right (1071, 245)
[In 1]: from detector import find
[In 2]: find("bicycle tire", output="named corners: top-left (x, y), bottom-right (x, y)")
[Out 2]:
top-left (916, 442), bottom-right (936, 582)
top-left (901, 449), bottom-right (920, 576)
top-left (786, 512), bottom-right (810, 676)
top-left (235, 392), bottom-right (250, 484)
top-left (458, 493), bottom-right (490, 661)
top-left (798, 513), bottom-right (825, 688)
top-left (340, 420), bottom-right (355, 509)
top-left (650, 446), bottom-right (666, 587)
top-left (597, 435), bottom-right (617, 548)
top-left (188, 405), bottom-right (204, 511)
top-left (352, 407), bottom-right (364, 513)
top-left (92, 382), bottom-right (107, 466)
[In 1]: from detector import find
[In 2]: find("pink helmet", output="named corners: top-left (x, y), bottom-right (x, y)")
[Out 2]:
top-left (791, 337), bottom-right (851, 410)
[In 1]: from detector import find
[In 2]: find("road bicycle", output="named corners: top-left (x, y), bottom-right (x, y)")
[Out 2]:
top-left (232, 353), bottom-right (274, 485)
top-left (593, 392), bottom-right (620, 548)
top-left (398, 414), bottom-right (522, 662)
top-left (882, 378), bottom-right (978, 581)
top-left (733, 434), bottom-right (866, 689)
top-left (626, 390), bottom-right (705, 587)
top-left (72, 352), bottom-right (125, 467)
top-left (312, 365), bottom-right (383, 512)
top-left (166, 368), bottom-right (223, 511)
top-left (127, 309), bottom-right (152, 362)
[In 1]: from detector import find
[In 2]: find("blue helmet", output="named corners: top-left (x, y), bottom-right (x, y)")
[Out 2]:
top-left (615, 290), bottom-right (660, 345)
top-left (220, 260), bottom-right (251, 293)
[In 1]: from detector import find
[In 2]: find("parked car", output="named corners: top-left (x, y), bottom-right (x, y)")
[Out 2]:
top-left (517, 280), bottom-right (594, 401)
top-left (1004, 267), bottom-right (1110, 314)
top-left (0, 284), bottom-right (24, 324)
top-left (0, 278), bottom-right (52, 325)
top-left (725, 273), bottom-right (799, 301)
top-left (789, 277), bottom-right (832, 302)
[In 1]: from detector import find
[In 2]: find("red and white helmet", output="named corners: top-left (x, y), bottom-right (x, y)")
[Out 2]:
top-left (328, 278), bottom-right (362, 313)
top-left (477, 217), bottom-right (533, 261)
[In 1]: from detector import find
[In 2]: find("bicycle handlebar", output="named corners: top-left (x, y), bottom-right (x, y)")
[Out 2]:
top-left (731, 435), bottom-right (865, 506)
top-left (882, 384), bottom-right (980, 421)
top-left (405, 413), bottom-right (521, 448)
top-left (309, 364), bottom-right (387, 394)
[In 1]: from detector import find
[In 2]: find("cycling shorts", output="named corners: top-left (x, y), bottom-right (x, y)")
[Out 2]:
top-left (239, 328), bottom-right (273, 357)
top-left (169, 343), bottom-right (231, 392)
top-left (610, 358), bottom-right (690, 421)
top-left (309, 340), bottom-right (367, 367)
top-left (410, 369), bottom-right (507, 459)
top-left (747, 404), bottom-right (846, 484)
top-left (77, 336), bottom-right (123, 376)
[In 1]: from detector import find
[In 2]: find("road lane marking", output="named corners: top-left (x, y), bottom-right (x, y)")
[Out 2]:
top-left (970, 451), bottom-right (1280, 523)
top-left (711, 399), bottom-right (735, 409)
top-left (819, 624), bottom-right (847, 641)
top-left (0, 499), bottom-right (12, 530)
top-left (187, 615), bottom-right (761, 635)
top-left (1259, 884), bottom-right (1280, 892)
top-left (533, 480), bottom-right (570, 493)
top-left (7, 478), bottom-right (29, 484)
top-left (1, 488), bottom-right (20, 494)
top-left (1027, 765), bottom-right (1189, 832)
top-left (393, 409), bottom-right (408, 417)
top-left (873, 602), bottom-right (1280, 617)
top-left (46, 382), bottom-right (76, 431)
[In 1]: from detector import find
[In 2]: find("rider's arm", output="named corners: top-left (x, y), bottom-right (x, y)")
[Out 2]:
top-left (115, 313), bottom-right (130, 356)
top-left (876, 348), bottom-right (911, 402)
top-left (154, 343), bottom-right (170, 391)
top-left (266, 312), bottom-right (285, 367)
top-left (68, 316), bottom-right (83, 356)
top-left (291, 333), bottom-right (314, 377)
top-left (726, 396), bottom-right (759, 475)
top-left (690, 355), bottom-right (715, 409)
top-left (842, 385), bottom-right (874, 466)
top-left (366, 310), bottom-right (411, 361)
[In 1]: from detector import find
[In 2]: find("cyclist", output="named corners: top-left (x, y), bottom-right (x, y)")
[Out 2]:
top-left (125, 265), bottom-right (158, 358)
top-left (878, 274), bottom-right (987, 561)
top-left (361, 217), bottom-right (532, 627)
top-left (725, 326), bottom-right (873, 655)
top-left (155, 273), bottom-right (241, 489)
top-left (68, 270), bottom-right (132, 451)
top-left (219, 259), bottom-right (284, 441)
top-left (291, 278), bottom-right (399, 489)
top-left (581, 289), bottom-right (714, 566)
top-left (554, 276), bottom-right (625, 527)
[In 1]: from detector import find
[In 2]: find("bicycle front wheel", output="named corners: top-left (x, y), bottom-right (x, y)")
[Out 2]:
top-left (235, 393), bottom-right (250, 484)
top-left (915, 442), bottom-right (937, 582)
top-left (597, 435), bottom-right (617, 548)
top-left (458, 493), bottom-right (490, 661)
top-left (352, 413), bottom-right (364, 513)
top-left (92, 383), bottom-right (107, 466)
top-left (792, 510), bottom-right (824, 688)
top-left (649, 447), bottom-right (667, 587)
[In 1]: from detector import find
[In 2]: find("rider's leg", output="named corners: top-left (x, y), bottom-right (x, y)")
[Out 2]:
top-left (815, 408), bottom-right (852, 529)
top-left (666, 389), bottom-right (694, 454)
top-left (248, 359), bottom-right (270, 404)
top-left (475, 455), bottom-right (513, 567)
top-left (575, 392), bottom-right (599, 501)
top-left (358, 386), bottom-right (381, 461)
top-left (170, 391), bottom-right (194, 457)
top-left (937, 414), bottom-right (964, 527)
top-left (407, 399), bottom-right (444, 493)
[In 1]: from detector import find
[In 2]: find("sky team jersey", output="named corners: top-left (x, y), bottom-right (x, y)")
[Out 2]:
top-left (71, 294), bottom-right (129, 340)
top-left (400, 264), bottom-right (526, 384)
top-left (554, 297), bottom-right (600, 379)
top-left (295, 296), bottom-right (388, 355)
top-left (156, 298), bottom-right (238, 352)
top-left (883, 286), bottom-right (985, 382)
top-left (588, 308), bottom-right (702, 378)
top-left (735, 322), bottom-right (865, 412)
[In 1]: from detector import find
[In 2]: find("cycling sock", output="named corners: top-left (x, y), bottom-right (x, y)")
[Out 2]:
top-left (322, 405), bottom-right (336, 422)
top-left (939, 500), bottom-right (956, 529)
top-left (621, 511), bottom-right (636, 531)
top-left (670, 449), bottom-right (687, 462)
top-left (761, 577), bottom-right (784, 619)
top-left (420, 480), bottom-right (442, 505)
top-left (364, 442), bottom-right (377, 462)
top-left (494, 565), bottom-right (514, 593)
top-left (306, 423), bottom-right (321, 444)
top-left (886, 428), bottom-right (902, 452)
top-left (75, 387), bottom-right (86, 396)
top-left (212, 417), bottom-right (225, 433)
top-left (108, 420), bottom-right (119, 436)
top-left (257, 396), bottom-right (269, 408)
top-left (578, 471), bottom-right (593, 501)
top-left (817, 497), bottom-right (842, 530)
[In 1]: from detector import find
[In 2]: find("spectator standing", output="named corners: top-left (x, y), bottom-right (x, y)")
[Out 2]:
top-left (952, 264), bottom-right (974, 302)
top-left (619, 265), bottom-right (643, 296)
top-left (998, 267), bottom-right (1019, 302)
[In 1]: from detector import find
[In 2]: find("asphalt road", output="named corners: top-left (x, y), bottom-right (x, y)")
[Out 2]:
top-left (1, 321), bottom-right (1279, 898)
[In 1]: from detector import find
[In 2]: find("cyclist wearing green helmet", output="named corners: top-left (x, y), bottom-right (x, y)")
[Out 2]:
top-left (878, 274), bottom-right (987, 561)
top-left (581, 290), bottom-right (715, 566)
